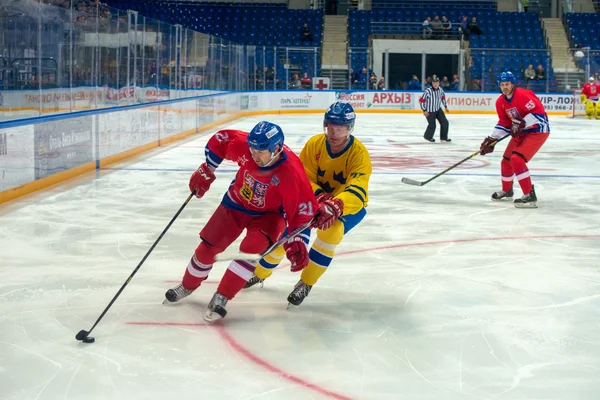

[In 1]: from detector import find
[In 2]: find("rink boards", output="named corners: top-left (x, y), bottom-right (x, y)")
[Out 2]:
top-left (0, 89), bottom-right (584, 204)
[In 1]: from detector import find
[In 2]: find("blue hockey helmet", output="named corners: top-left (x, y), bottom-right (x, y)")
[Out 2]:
top-left (247, 121), bottom-right (285, 154)
top-left (497, 71), bottom-right (516, 86)
top-left (324, 101), bottom-right (356, 133)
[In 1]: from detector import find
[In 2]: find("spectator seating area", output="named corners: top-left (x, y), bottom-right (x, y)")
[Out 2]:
top-left (106, 1), bottom-right (323, 47)
top-left (469, 50), bottom-right (556, 91)
top-left (464, 12), bottom-right (555, 91)
top-left (564, 12), bottom-right (600, 72)
top-left (105, 0), bottom-right (324, 86)
top-left (468, 12), bottom-right (545, 49)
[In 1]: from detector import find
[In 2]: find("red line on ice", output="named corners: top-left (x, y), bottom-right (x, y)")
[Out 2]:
top-left (140, 233), bottom-right (600, 400)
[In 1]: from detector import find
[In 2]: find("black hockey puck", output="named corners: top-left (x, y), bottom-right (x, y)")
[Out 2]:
top-left (82, 336), bottom-right (95, 343)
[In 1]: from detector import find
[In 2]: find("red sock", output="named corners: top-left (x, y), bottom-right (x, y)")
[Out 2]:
top-left (217, 260), bottom-right (256, 300)
top-left (510, 155), bottom-right (532, 194)
top-left (500, 158), bottom-right (514, 192)
top-left (182, 270), bottom-right (207, 290)
top-left (181, 254), bottom-right (213, 290)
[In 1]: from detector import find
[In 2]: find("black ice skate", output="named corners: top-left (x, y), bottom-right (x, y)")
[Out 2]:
top-left (203, 292), bottom-right (228, 322)
top-left (243, 274), bottom-right (265, 289)
top-left (514, 185), bottom-right (537, 208)
top-left (163, 283), bottom-right (194, 304)
top-left (491, 187), bottom-right (514, 201)
top-left (424, 137), bottom-right (435, 143)
top-left (287, 280), bottom-right (312, 307)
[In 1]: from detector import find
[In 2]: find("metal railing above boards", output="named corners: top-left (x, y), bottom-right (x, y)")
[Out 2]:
top-left (0, 0), bottom-right (249, 122)
top-left (246, 46), bottom-right (320, 91)
top-left (370, 21), bottom-right (463, 40)
top-left (368, 0), bottom-right (497, 9)
top-left (563, 47), bottom-right (600, 90)
top-left (466, 48), bottom-right (558, 92)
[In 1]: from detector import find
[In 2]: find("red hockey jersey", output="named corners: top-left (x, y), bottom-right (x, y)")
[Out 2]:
top-left (204, 129), bottom-right (317, 232)
top-left (491, 87), bottom-right (550, 140)
top-left (581, 82), bottom-right (600, 101)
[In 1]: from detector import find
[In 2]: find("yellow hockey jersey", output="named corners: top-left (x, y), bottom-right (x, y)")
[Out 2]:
top-left (300, 134), bottom-right (371, 216)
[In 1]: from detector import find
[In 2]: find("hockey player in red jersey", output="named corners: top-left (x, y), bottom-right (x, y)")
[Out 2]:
top-left (164, 121), bottom-right (317, 322)
top-left (479, 71), bottom-right (549, 208)
top-left (580, 77), bottom-right (600, 119)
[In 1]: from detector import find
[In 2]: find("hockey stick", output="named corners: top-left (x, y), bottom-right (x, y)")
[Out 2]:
top-left (230, 217), bottom-right (315, 262)
top-left (75, 191), bottom-right (196, 344)
top-left (401, 134), bottom-right (511, 187)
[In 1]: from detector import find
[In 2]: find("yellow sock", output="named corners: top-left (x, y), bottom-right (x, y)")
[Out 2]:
top-left (255, 264), bottom-right (273, 280)
top-left (301, 238), bottom-right (337, 286)
top-left (254, 245), bottom-right (285, 280)
top-left (301, 263), bottom-right (328, 286)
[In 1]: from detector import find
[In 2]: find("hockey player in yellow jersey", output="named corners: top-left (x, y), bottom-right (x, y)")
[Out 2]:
top-left (244, 101), bottom-right (372, 306)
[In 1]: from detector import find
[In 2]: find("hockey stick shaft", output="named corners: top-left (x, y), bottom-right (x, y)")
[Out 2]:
top-left (402, 134), bottom-right (511, 187)
top-left (79, 191), bottom-right (195, 339)
top-left (260, 218), bottom-right (315, 258)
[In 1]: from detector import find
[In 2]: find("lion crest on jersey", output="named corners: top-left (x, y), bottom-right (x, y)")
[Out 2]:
top-left (239, 170), bottom-right (268, 208)
top-left (505, 107), bottom-right (521, 119)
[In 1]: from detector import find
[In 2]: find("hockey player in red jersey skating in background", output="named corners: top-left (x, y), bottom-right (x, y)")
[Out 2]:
top-left (580, 76), bottom-right (600, 119)
top-left (479, 71), bottom-right (550, 208)
top-left (164, 121), bottom-right (317, 322)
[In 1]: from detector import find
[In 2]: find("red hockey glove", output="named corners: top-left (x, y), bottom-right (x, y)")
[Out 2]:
top-left (312, 198), bottom-right (344, 231)
top-left (511, 119), bottom-right (526, 138)
top-left (315, 192), bottom-right (333, 204)
top-left (189, 163), bottom-right (216, 198)
top-left (480, 136), bottom-right (496, 156)
top-left (284, 236), bottom-right (309, 272)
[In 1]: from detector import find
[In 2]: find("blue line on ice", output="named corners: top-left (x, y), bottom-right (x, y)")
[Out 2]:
top-left (100, 167), bottom-right (600, 179)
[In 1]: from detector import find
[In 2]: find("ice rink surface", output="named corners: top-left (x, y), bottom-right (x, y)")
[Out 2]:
top-left (1, 113), bottom-right (600, 400)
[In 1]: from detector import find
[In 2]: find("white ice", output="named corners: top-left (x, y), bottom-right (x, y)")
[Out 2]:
top-left (1, 114), bottom-right (600, 400)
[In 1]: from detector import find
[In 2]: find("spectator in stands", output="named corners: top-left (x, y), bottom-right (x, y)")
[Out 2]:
top-left (301, 23), bottom-right (313, 43)
top-left (594, 71), bottom-right (599, 81)
top-left (408, 75), bottom-right (421, 90)
top-left (422, 17), bottom-right (433, 39)
top-left (369, 73), bottom-right (378, 89)
top-left (431, 16), bottom-right (443, 39)
top-left (535, 64), bottom-right (546, 80)
top-left (300, 73), bottom-right (312, 88)
top-left (452, 74), bottom-right (460, 90)
top-left (289, 73), bottom-right (301, 90)
top-left (359, 67), bottom-right (368, 84)
top-left (467, 17), bottom-right (484, 36)
top-left (522, 0), bottom-right (529, 12)
top-left (348, 68), bottom-right (360, 87)
top-left (377, 77), bottom-right (385, 90)
top-left (265, 66), bottom-right (275, 86)
top-left (524, 64), bottom-right (536, 86)
top-left (425, 76), bottom-right (433, 88)
top-left (441, 16), bottom-right (452, 39)
top-left (441, 76), bottom-right (451, 90)
top-left (458, 16), bottom-right (470, 40)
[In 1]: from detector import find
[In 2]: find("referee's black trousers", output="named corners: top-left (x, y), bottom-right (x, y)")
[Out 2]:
top-left (423, 109), bottom-right (449, 140)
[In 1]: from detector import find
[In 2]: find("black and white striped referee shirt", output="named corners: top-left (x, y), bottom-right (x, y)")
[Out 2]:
top-left (419, 87), bottom-right (448, 112)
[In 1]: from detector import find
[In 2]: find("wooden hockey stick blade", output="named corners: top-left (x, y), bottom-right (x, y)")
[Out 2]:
top-left (401, 177), bottom-right (424, 186)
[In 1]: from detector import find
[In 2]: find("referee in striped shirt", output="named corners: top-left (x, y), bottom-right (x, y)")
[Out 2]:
top-left (419, 77), bottom-right (451, 142)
